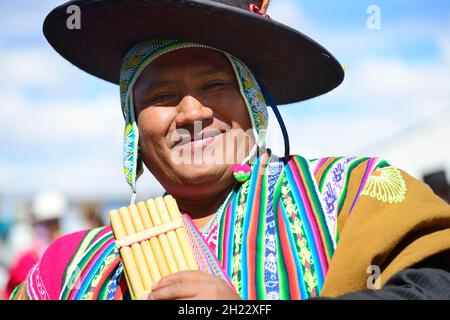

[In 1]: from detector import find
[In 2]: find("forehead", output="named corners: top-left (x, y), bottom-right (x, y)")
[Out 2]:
top-left (136, 47), bottom-right (235, 84)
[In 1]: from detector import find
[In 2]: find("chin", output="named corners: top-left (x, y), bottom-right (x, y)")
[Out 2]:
top-left (176, 162), bottom-right (230, 185)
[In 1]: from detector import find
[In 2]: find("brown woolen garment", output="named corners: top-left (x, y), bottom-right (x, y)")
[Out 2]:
top-left (315, 158), bottom-right (450, 297)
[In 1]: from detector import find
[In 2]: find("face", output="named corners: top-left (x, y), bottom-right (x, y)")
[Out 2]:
top-left (133, 48), bottom-right (254, 199)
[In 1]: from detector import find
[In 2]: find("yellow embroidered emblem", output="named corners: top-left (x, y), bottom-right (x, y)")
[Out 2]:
top-left (361, 166), bottom-right (406, 204)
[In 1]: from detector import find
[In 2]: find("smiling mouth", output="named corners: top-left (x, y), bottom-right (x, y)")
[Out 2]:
top-left (173, 130), bottom-right (224, 149)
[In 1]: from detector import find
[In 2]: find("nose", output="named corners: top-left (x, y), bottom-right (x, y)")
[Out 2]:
top-left (174, 95), bottom-right (213, 127)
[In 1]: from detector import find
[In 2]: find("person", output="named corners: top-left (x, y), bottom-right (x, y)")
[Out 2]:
top-left (11, 0), bottom-right (450, 300)
top-left (6, 191), bottom-right (66, 298)
top-left (423, 171), bottom-right (449, 204)
top-left (79, 202), bottom-right (104, 229)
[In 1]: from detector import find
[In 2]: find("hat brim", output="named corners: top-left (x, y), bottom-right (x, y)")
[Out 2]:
top-left (43, 0), bottom-right (344, 105)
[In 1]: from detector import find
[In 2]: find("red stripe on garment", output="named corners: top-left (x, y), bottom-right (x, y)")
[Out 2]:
top-left (289, 159), bottom-right (330, 268)
top-left (114, 275), bottom-right (127, 300)
top-left (246, 154), bottom-right (267, 300)
top-left (277, 203), bottom-right (301, 299)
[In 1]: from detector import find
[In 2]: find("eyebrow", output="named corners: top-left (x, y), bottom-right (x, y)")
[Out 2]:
top-left (197, 66), bottom-right (227, 76)
top-left (144, 80), bottom-right (174, 91)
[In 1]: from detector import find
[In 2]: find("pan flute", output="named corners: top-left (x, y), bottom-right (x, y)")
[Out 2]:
top-left (109, 195), bottom-right (198, 300)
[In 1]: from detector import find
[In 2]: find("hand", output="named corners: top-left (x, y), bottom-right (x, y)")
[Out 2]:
top-left (147, 270), bottom-right (240, 300)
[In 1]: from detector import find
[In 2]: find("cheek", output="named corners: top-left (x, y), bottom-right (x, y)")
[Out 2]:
top-left (208, 91), bottom-right (252, 130)
top-left (137, 107), bottom-right (173, 145)
top-left (230, 97), bottom-right (252, 131)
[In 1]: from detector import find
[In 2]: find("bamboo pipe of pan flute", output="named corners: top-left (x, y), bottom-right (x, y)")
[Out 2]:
top-left (128, 204), bottom-right (161, 284)
top-left (109, 209), bottom-right (145, 300)
top-left (154, 197), bottom-right (188, 271)
top-left (164, 195), bottom-right (198, 270)
top-left (146, 199), bottom-right (179, 274)
top-left (136, 201), bottom-right (170, 277)
top-left (118, 207), bottom-right (153, 293)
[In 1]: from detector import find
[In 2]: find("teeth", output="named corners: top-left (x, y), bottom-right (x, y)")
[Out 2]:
top-left (171, 130), bottom-right (225, 148)
top-left (201, 130), bottom-right (223, 139)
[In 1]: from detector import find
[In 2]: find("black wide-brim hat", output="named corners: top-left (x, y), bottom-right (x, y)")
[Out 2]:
top-left (43, 0), bottom-right (344, 105)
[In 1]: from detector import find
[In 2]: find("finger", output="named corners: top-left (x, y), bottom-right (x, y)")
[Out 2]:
top-left (151, 272), bottom-right (188, 291)
top-left (152, 271), bottom-right (207, 290)
top-left (148, 282), bottom-right (197, 300)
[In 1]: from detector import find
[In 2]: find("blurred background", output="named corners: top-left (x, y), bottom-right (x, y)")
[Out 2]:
top-left (0, 0), bottom-right (449, 298)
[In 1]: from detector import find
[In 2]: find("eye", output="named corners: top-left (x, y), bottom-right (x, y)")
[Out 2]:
top-left (150, 92), bottom-right (177, 104)
top-left (202, 81), bottom-right (227, 91)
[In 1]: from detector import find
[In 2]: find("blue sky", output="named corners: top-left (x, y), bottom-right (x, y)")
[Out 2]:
top-left (0, 0), bottom-right (449, 200)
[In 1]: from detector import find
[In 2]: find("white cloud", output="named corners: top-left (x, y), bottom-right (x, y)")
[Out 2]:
top-left (0, 48), bottom-right (74, 90)
top-left (0, 91), bottom-right (122, 151)
top-left (0, 136), bottom-right (164, 200)
top-left (330, 35), bottom-right (450, 124)
top-left (0, 90), bottom-right (167, 199)
top-left (343, 55), bottom-right (450, 105)
top-left (7, 154), bottom-right (163, 200)
top-left (268, 0), bottom-right (314, 32)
